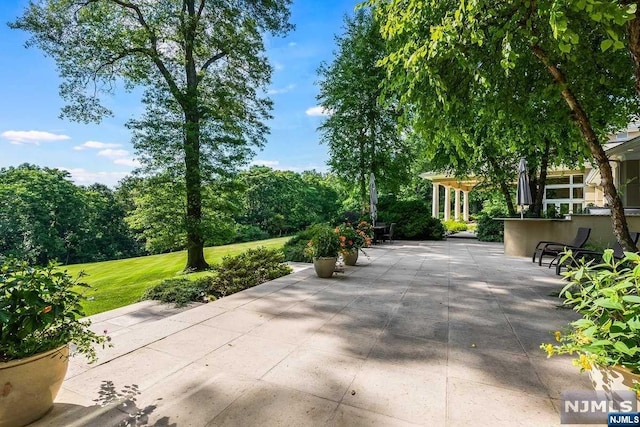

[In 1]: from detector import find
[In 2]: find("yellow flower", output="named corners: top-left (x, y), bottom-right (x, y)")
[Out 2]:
top-left (578, 354), bottom-right (592, 371)
top-left (544, 344), bottom-right (554, 357)
top-left (554, 331), bottom-right (562, 342)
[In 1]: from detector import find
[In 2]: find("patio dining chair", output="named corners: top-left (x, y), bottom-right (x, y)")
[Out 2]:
top-left (532, 227), bottom-right (591, 266)
top-left (381, 223), bottom-right (395, 243)
top-left (554, 231), bottom-right (640, 275)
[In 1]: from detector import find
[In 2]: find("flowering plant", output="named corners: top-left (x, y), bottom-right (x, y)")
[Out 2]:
top-left (541, 250), bottom-right (640, 380)
top-left (0, 258), bottom-right (110, 363)
top-left (335, 222), bottom-right (372, 254)
top-left (304, 224), bottom-right (341, 258)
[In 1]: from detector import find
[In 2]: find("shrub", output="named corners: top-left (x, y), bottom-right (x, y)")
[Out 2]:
top-left (542, 251), bottom-right (640, 378)
top-left (233, 224), bottom-right (270, 243)
top-left (442, 220), bottom-right (468, 233)
top-left (377, 198), bottom-right (445, 240)
top-left (143, 247), bottom-right (292, 306)
top-left (283, 228), bottom-right (315, 263)
top-left (141, 276), bottom-right (210, 307)
top-left (209, 247), bottom-right (292, 297)
top-left (476, 204), bottom-right (507, 242)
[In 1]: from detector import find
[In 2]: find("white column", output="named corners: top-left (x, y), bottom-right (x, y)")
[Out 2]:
top-left (454, 189), bottom-right (461, 221)
top-left (444, 186), bottom-right (451, 221)
top-left (432, 183), bottom-right (440, 219)
top-left (463, 191), bottom-right (470, 222)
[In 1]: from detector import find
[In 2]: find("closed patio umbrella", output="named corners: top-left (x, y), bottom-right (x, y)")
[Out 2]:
top-left (369, 172), bottom-right (378, 226)
top-left (517, 158), bottom-right (533, 219)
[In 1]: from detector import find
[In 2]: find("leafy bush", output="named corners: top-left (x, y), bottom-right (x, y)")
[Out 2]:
top-left (141, 276), bottom-right (210, 307)
top-left (442, 220), bottom-right (468, 233)
top-left (234, 224), bottom-right (270, 243)
top-left (476, 203), bottom-right (507, 242)
top-left (377, 198), bottom-right (445, 240)
top-left (209, 247), bottom-right (292, 297)
top-left (0, 259), bottom-right (108, 362)
top-left (143, 247), bottom-right (292, 306)
top-left (283, 228), bottom-right (316, 262)
top-left (542, 251), bottom-right (640, 377)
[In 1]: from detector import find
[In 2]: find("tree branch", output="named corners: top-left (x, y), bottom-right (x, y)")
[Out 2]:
top-left (199, 51), bottom-right (226, 76)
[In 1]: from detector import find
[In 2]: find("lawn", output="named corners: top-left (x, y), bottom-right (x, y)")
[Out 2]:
top-left (61, 237), bottom-right (290, 316)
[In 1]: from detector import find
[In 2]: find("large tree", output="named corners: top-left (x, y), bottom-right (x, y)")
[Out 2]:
top-left (12, 0), bottom-right (292, 270)
top-left (369, 0), bottom-right (639, 249)
top-left (317, 9), bottom-right (414, 210)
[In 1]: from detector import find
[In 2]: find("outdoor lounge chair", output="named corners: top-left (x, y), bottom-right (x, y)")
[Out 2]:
top-left (532, 227), bottom-right (591, 266)
top-left (554, 231), bottom-right (640, 275)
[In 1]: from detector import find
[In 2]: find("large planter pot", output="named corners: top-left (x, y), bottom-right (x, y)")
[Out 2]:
top-left (343, 249), bottom-right (359, 266)
top-left (0, 345), bottom-right (69, 427)
top-left (313, 257), bottom-right (337, 278)
top-left (589, 364), bottom-right (640, 394)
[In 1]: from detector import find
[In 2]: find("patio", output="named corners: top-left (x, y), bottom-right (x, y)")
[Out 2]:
top-left (34, 239), bottom-right (590, 426)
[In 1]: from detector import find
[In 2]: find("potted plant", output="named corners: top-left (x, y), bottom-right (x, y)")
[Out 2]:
top-left (541, 250), bottom-right (640, 396)
top-left (335, 222), bottom-right (373, 266)
top-left (305, 224), bottom-right (340, 278)
top-left (0, 258), bottom-right (109, 427)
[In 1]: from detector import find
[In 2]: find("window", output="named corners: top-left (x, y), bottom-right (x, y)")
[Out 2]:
top-left (616, 131), bottom-right (629, 140)
top-left (543, 174), bottom-right (585, 214)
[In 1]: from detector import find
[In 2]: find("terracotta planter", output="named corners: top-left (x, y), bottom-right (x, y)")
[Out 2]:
top-left (343, 250), bottom-right (359, 266)
top-left (0, 345), bottom-right (69, 427)
top-left (313, 257), bottom-right (337, 278)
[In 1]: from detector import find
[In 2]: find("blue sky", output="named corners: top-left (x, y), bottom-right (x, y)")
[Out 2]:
top-left (0, 1), bottom-right (358, 186)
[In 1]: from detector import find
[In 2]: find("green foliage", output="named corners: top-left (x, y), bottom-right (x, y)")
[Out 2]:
top-left (0, 258), bottom-right (107, 362)
top-left (237, 167), bottom-right (340, 236)
top-left (476, 203), bottom-right (507, 242)
top-left (443, 220), bottom-right (468, 233)
top-left (335, 222), bottom-right (372, 253)
top-left (377, 197), bottom-right (445, 240)
top-left (304, 224), bottom-right (341, 258)
top-left (283, 229), bottom-right (316, 263)
top-left (234, 224), bottom-right (270, 243)
top-left (317, 9), bottom-right (416, 206)
top-left (542, 250), bottom-right (640, 375)
top-left (141, 277), bottom-right (209, 308)
top-left (208, 247), bottom-right (292, 298)
top-left (0, 164), bottom-right (140, 265)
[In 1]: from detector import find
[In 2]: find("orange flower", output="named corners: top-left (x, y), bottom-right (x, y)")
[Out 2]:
top-left (43, 306), bottom-right (52, 314)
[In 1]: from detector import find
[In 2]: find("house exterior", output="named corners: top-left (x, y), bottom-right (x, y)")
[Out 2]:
top-left (421, 123), bottom-right (640, 220)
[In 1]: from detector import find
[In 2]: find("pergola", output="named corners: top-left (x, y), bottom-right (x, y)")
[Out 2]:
top-left (419, 173), bottom-right (477, 221)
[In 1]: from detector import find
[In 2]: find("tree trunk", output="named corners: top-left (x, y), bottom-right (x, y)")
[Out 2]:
top-left (487, 155), bottom-right (516, 216)
top-left (532, 45), bottom-right (635, 251)
top-left (359, 133), bottom-right (367, 214)
top-left (627, 4), bottom-right (640, 101)
top-left (531, 138), bottom-right (550, 217)
top-left (183, 1), bottom-right (209, 271)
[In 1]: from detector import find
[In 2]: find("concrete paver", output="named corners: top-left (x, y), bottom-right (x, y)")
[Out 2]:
top-left (33, 240), bottom-right (595, 426)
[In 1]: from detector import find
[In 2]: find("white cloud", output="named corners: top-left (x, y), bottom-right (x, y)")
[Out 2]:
top-left (114, 158), bottom-right (142, 167)
top-left (98, 149), bottom-right (129, 159)
top-left (1, 130), bottom-right (71, 145)
top-left (273, 61), bottom-right (284, 71)
top-left (74, 140), bottom-right (122, 151)
top-left (305, 106), bottom-right (332, 117)
top-left (267, 84), bottom-right (296, 95)
top-left (288, 42), bottom-right (297, 47)
top-left (251, 159), bottom-right (280, 168)
top-left (59, 168), bottom-right (129, 187)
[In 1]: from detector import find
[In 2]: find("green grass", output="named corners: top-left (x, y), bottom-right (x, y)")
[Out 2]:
top-left (61, 237), bottom-right (290, 316)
